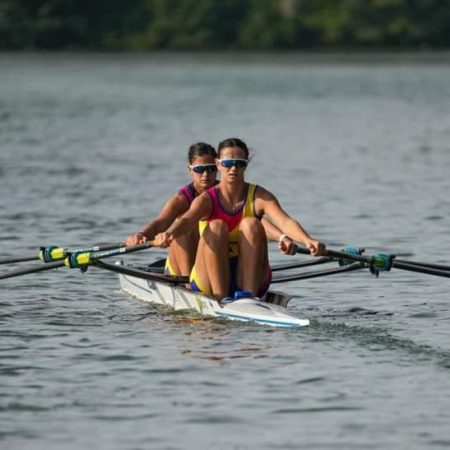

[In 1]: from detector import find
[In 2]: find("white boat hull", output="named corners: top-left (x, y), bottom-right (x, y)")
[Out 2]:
top-left (118, 271), bottom-right (309, 328)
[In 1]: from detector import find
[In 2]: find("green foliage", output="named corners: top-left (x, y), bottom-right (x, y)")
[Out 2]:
top-left (0, 0), bottom-right (449, 50)
top-left (237, 0), bottom-right (297, 49)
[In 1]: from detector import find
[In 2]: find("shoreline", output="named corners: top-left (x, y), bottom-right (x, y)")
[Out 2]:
top-left (1, 49), bottom-right (450, 65)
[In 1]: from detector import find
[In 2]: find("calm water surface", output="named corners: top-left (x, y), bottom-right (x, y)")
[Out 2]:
top-left (1, 53), bottom-right (450, 449)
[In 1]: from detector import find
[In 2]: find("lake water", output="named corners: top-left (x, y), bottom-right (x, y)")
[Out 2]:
top-left (1, 52), bottom-right (450, 449)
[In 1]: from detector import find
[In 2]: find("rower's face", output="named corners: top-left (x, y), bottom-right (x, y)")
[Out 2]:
top-left (217, 146), bottom-right (248, 182)
top-left (189, 155), bottom-right (217, 192)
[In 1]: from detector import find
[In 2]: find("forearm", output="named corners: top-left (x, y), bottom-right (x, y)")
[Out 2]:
top-left (126, 221), bottom-right (161, 246)
top-left (140, 207), bottom-right (182, 240)
top-left (261, 218), bottom-right (283, 242)
top-left (166, 216), bottom-right (196, 240)
top-left (140, 220), bottom-right (165, 240)
top-left (281, 219), bottom-right (314, 244)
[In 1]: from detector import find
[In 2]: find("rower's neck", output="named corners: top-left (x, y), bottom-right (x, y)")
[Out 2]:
top-left (219, 182), bottom-right (246, 204)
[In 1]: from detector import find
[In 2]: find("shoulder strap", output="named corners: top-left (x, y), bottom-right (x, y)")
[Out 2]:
top-left (178, 183), bottom-right (196, 206)
top-left (243, 183), bottom-right (259, 218)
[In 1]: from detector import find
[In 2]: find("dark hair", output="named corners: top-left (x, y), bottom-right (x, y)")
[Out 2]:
top-left (188, 142), bottom-right (217, 164)
top-left (217, 138), bottom-right (249, 159)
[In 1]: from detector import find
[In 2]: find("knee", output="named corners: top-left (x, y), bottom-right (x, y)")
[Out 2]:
top-left (239, 217), bottom-right (264, 237)
top-left (206, 220), bottom-right (228, 239)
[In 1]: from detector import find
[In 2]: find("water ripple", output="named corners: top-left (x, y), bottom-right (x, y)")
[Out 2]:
top-left (1, 53), bottom-right (450, 450)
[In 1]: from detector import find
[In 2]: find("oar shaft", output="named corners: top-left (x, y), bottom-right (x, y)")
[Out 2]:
top-left (94, 259), bottom-right (189, 284)
top-left (296, 245), bottom-right (450, 278)
top-left (0, 242), bottom-right (124, 266)
top-left (296, 246), bottom-right (372, 264)
top-left (0, 261), bottom-right (64, 280)
top-left (0, 255), bottom-right (39, 265)
top-left (395, 259), bottom-right (450, 272)
top-left (272, 263), bottom-right (366, 283)
top-left (64, 242), bottom-right (154, 268)
top-left (92, 243), bottom-right (152, 259)
top-left (0, 242), bottom-right (149, 280)
top-left (271, 256), bottom-right (332, 272)
top-left (392, 261), bottom-right (450, 278)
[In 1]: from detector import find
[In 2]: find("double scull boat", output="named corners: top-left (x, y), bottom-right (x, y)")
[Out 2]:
top-left (114, 260), bottom-right (310, 328)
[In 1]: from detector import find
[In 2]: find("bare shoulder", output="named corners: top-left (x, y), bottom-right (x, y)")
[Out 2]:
top-left (172, 190), bottom-right (190, 207)
top-left (255, 185), bottom-right (278, 203)
top-left (192, 191), bottom-right (212, 208)
top-left (254, 185), bottom-right (281, 217)
top-left (159, 191), bottom-right (190, 218)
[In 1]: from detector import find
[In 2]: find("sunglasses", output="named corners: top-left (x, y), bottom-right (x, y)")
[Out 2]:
top-left (218, 158), bottom-right (248, 169)
top-left (189, 164), bottom-right (217, 174)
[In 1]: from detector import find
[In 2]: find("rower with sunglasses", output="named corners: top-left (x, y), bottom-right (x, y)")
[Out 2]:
top-left (154, 137), bottom-right (326, 301)
top-left (126, 142), bottom-right (219, 276)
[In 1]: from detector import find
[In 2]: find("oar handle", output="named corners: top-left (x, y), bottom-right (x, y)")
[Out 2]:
top-left (296, 244), bottom-right (393, 276)
top-left (296, 245), bottom-right (373, 265)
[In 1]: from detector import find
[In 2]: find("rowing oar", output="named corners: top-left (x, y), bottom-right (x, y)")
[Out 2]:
top-left (393, 259), bottom-right (450, 272)
top-left (64, 243), bottom-right (154, 269)
top-left (94, 259), bottom-right (189, 284)
top-left (295, 246), bottom-right (450, 278)
top-left (0, 243), bottom-right (153, 280)
top-left (0, 242), bottom-right (123, 265)
top-left (271, 256), bottom-right (332, 272)
top-left (272, 262), bottom-right (366, 283)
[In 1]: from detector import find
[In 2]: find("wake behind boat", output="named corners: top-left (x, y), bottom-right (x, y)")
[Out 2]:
top-left (116, 260), bottom-right (310, 328)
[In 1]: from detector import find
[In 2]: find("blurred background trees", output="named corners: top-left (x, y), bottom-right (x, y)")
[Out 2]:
top-left (1, 0), bottom-right (449, 50)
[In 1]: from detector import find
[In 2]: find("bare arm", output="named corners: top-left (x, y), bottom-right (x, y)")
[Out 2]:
top-left (154, 193), bottom-right (212, 247)
top-left (261, 217), bottom-right (283, 241)
top-left (256, 187), bottom-right (325, 255)
top-left (261, 217), bottom-right (297, 255)
top-left (126, 193), bottom-right (189, 246)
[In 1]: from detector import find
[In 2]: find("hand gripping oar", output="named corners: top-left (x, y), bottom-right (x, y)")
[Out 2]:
top-left (295, 246), bottom-right (450, 279)
top-left (0, 243), bottom-right (153, 280)
top-left (0, 242), bottom-right (123, 265)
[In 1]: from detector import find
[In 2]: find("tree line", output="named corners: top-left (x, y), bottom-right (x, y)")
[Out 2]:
top-left (1, 0), bottom-right (449, 50)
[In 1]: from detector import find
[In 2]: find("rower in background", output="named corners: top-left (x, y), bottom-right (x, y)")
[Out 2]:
top-left (126, 142), bottom-right (218, 276)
